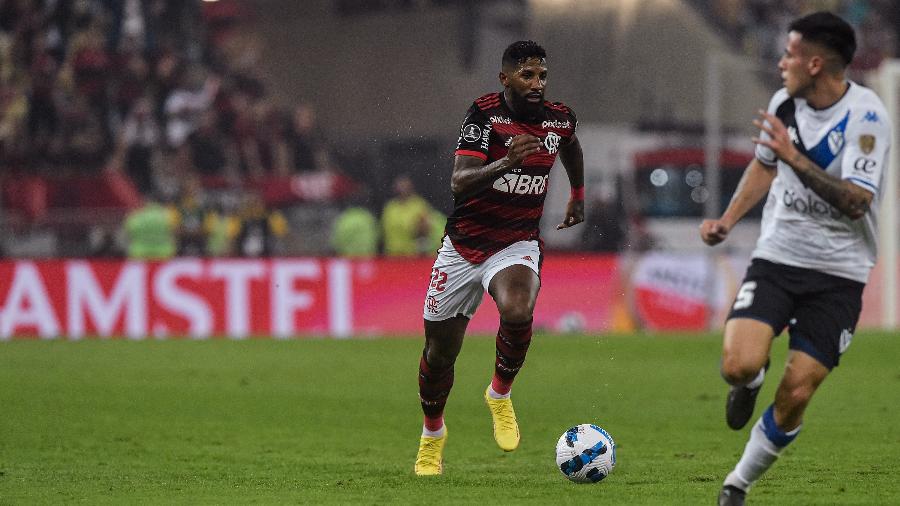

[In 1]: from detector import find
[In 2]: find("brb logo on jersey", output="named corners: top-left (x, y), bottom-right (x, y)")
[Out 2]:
top-left (493, 173), bottom-right (548, 195)
top-left (544, 132), bottom-right (561, 154)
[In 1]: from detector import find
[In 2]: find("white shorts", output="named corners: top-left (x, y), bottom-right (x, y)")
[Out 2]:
top-left (423, 236), bottom-right (541, 321)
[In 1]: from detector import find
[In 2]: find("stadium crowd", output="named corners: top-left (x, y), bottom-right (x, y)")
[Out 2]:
top-left (704, 0), bottom-right (897, 73)
top-left (0, 0), bottom-right (371, 257)
top-left (1, 1), bottom-right (896, 259)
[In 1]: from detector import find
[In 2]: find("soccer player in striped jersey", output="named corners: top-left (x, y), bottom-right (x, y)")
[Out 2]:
top-left (699, 12), bottom-right (892, 506)
top-left (414, 40), bottom-right (585, 475)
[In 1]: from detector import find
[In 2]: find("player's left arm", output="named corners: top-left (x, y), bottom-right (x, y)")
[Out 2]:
top-left (556, 133), bottom-right (585, 229)
top-left (752, 110), bottom-right (873, 220)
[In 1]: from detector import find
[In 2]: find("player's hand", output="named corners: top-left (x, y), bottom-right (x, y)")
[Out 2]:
top-left (557, 199), bottom-right (584, 229)
top-left (699, 219), bottom-right (730, 246)
top-left (752, 110), bottom-right (799, 163)
top-left (505, 134), bottom-right (542, 167)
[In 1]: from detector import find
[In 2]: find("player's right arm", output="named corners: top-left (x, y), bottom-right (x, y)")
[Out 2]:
top-left (700, 158), bottom-right (776, 246)
top-left (449, 102), bottom-right (541, 198)
top-left (451, 135), bottom-right (541, 197)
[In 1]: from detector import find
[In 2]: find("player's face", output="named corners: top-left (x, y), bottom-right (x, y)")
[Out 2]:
top-left (501, 57), bottom-right (548, 114)
top-left (779, 32), bottom-right (816, 98)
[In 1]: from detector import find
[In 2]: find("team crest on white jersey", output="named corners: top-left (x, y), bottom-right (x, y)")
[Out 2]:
top-left (827, 130), bottom-right (844, 154)
top-left (544, 132), bottom-right (561, 154)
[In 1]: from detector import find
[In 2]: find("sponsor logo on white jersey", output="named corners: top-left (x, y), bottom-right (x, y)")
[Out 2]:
top-left (782, 189), bottom-right (841, 218)
top-left (493, 173), bottom-right (548, 195)
top-left (853, 157), bottom-right (876, 174)
top-left (542, 119), bottom-right (571, 129)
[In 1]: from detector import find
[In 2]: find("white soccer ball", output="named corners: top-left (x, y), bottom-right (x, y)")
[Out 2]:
top-left (555, 424), bottom-right (616, 483)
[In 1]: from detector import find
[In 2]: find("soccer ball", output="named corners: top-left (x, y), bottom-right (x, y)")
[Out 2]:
top-left (555, 424), bottom-right (616, 483)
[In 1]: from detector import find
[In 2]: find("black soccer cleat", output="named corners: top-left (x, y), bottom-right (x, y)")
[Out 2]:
top-left (718, 485), bottom-right (746, 506)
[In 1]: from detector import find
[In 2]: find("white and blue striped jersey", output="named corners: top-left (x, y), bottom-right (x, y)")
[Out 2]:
top-left (753, 82), bottom-right (892, 283)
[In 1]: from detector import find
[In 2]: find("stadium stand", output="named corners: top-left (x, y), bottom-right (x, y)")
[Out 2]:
top-left (690, 0), bottom-right (897, 75)
top-left (0, 0), bottom-right (358, 257)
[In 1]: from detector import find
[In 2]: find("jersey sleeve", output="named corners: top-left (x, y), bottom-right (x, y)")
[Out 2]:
top-left (841, 104), bottom-right (891, 195)
top-left (454, 103), bottom-right (491, 161)
top-left (755, 89), bottom-right (789, 166)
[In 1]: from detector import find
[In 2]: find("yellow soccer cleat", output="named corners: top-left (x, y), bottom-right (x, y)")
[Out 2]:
top-left (484, 387), bottom-right (520, 451)
top-left (414, 428), bottom-right (447, 476)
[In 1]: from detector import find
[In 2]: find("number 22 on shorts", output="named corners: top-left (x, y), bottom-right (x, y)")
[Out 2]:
top-left (430, 268), bottom-right (448, 292)
top-left (733, 281), bottom-right (757, 310)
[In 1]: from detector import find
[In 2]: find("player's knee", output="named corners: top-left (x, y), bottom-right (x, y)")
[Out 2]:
top-left (497, 301), bottom-right (534, 325)
top-left (778, 383), bottom-right (815, 411)
top-left (720, 358), bottom-right (761, 386)
top-left (424, 347), bottom-right (455, 372)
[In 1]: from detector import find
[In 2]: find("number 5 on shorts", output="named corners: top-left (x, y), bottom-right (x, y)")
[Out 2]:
top-left (733, 281), bottom-right (757, 310)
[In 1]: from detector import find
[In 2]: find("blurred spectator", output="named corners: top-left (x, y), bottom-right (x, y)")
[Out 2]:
top-left (26, 43), bottom-right (60, 157)
top-left (120, 96), bottom-right (161, 194)
top-left (164, 65), bottom-right (220, 148)
top-left (256, 101), bottom-right (293, 175)
top-left (381, 174), bottom-right (444, 257)
top-left (177, 109), bottom-right (239, 178)
top-left (287, 103), bottom-right (329, 173)
top-left (87, 225), bottom-right (120, 257)
top-left (123, 194), bottom-right (177, 259)
top-left (331, 192), bottom-right (380, 258)
top-left (67, 25), bottom-right (111, 135)
top-left (231, 192), bottom-right (288, 257)
top-left (59, 93), bottom-right (110, 168)
top-left (0, 80), bottom-right (29, 164)
top-left (205, 196), bottom-right (235, 256)
top-left (112, 49), bottom-right (151, 121)
top-left (174, 176), bottom-right (211, 256)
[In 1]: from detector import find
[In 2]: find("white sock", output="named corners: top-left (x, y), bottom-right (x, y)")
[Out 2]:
top-left (422, 424), bottom-right (445, 438)
top-left (724, 414), bottom-right (800, 491)
top-left (487, 385), bottom-right (510, 400)
top-left (746, 367), bottom-right (765, 389)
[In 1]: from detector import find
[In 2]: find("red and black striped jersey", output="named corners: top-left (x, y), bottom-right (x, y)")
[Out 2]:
top-left (448, 92), bottom-right (577, 263)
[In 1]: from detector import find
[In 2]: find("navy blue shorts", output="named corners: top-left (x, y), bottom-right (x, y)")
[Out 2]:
top-left (727, 259), bottom-right (865, 369)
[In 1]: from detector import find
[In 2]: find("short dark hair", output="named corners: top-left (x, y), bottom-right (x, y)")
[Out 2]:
top-left (789, 11), bottom-right (856, 67)
top-left (502, 40), bottom-right (546, 69)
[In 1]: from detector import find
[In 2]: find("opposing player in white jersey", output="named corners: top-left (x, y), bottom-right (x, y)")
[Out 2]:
top-left (699, 12), bottom-right (892, 506)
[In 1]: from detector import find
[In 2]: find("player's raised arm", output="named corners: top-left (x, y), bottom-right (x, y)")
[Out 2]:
top-left (556, 133), bottom-right (584, 229)
top-left (450, 134), bottom-right (540, 197)
top-left (700, 158), bottom-right (776, 246)
top-left (752, 110), bottom-right (872, 219)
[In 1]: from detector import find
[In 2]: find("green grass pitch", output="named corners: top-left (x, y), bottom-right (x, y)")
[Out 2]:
top-left (1, 332), bottom-right (898, 504)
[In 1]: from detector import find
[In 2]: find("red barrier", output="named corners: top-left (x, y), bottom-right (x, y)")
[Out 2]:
top-left (2, 256), bottom-right (891, 339)
top-left (0, 257), bottom-right (619, 339)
